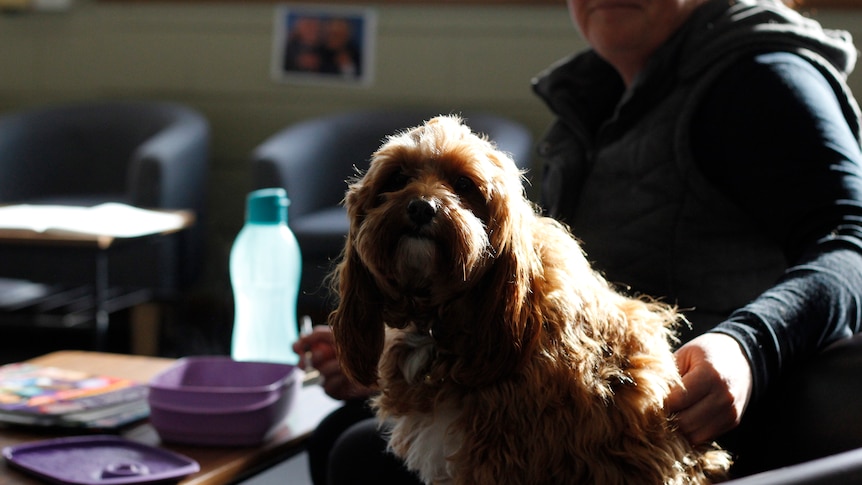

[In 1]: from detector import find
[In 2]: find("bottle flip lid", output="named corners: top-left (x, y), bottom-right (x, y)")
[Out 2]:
top-left (246, 188), bottom-right (290, 224)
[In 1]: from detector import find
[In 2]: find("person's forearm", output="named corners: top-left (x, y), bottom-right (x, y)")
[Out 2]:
top-left (712, 244), bottom-right (862, 404)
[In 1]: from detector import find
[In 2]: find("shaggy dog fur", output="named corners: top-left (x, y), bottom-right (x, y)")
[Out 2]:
top-left (328, 115), bottom-right (731, 484)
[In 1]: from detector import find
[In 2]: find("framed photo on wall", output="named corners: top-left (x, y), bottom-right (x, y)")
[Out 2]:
top-left (271, 4), bottom-right (377, 87)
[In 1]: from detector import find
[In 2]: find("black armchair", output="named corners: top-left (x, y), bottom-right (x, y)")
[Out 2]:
top-left (0, 100), bottom-right (209, 356)
top-left (251, 110), bottom-right (534, 321)
top-left (0, 100), bottom-right (209, 292)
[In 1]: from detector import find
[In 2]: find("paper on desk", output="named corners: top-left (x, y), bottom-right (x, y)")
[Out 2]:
top-left (0, 203), bottom-right (186, 238)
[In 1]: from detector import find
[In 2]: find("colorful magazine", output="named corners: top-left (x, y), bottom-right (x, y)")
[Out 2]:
top-left (0, 363), bottom-right (148, 429)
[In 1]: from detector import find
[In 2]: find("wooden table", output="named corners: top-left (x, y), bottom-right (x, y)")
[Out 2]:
top-left (0, 351), bottom-right (343, 485)
top-left (0, 208), bottom-right (195, 355)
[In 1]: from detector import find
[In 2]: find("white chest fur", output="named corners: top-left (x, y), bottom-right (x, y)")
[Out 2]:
top-left (387, 404), bottom-right (462, 484)
top-left (382, 328), bottom-right (463, 484)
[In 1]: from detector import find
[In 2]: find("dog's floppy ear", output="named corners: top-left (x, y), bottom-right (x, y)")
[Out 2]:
top-left (327, 225), bottom-right (385, 387)
top-left (445, 178), bottom-right (543, 387)
top-left (475, 219), bottom-right (540, 379)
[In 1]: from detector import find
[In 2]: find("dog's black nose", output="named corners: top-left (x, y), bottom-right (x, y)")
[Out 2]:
top-left (407, 199), bottom-right (436, 226)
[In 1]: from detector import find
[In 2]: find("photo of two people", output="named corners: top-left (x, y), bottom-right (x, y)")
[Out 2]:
top-left (273, 6), bottom-right (376, 86)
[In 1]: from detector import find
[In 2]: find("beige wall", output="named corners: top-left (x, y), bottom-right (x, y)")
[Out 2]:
top-left (1, 1), bottom-right (861, 301)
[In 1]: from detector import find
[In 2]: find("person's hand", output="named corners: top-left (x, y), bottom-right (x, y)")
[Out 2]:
top-left (665, 332), bottom-right (753, 444)
top-left (292, 325), bottom-right (376, 402)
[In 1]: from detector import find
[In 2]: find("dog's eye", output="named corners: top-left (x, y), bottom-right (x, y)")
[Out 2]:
top-left (376, 171), bottom-right (412, 206)
top-left (453, 176), bottom-right (476, 195)
top-left (380, 171), bottom-right (411, 194)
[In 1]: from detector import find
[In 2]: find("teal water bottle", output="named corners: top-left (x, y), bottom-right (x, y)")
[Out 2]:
top-left (230, 188), bottom-right (302, 364)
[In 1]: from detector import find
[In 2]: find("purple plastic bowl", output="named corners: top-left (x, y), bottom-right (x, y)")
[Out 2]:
top-left (147, 356), bottom-right (302, 446)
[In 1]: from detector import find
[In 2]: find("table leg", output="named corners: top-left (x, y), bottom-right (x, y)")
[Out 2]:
top-left (131, 303), bottom-right (161, 356)
top-left (94, 250), bottom-right (109, 350)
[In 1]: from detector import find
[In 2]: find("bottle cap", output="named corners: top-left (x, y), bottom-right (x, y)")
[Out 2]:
top-left (246, 188), bottom-right (290, 224)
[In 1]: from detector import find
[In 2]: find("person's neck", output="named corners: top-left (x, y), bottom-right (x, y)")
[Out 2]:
top-left (597, 50), bottom-right (648, 88)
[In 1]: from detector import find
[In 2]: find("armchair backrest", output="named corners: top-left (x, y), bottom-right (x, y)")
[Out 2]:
top-left (0, 100), bottom-right (209, 211)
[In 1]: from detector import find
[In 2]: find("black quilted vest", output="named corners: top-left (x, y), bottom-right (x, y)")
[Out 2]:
top-left (533, 0), bottom-right (861, 339)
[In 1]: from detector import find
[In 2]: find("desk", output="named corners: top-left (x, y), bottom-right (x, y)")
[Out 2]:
top-left (0, 208), bottom-right (195, 354)
top-left (0, 351), bottom-right (343, 485)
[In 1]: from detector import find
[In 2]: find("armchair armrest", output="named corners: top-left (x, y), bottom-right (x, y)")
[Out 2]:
top-left (128, 105), bottom-right (210, 210)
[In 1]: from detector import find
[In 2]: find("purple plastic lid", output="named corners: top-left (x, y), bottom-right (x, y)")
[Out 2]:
top-left (2, 435), bottom-right (200, 485)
